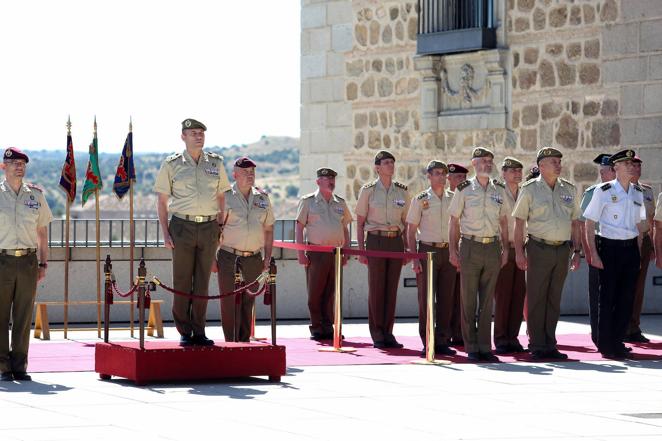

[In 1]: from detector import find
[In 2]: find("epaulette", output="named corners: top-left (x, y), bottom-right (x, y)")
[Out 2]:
top-left (633, 184), bottom-right (643, 192)
top-left (394, 181), bottom-right (408, 190)
top-left (522, 178), bottom-right (536, 187)
top-left (166, 152), bottom-right (182, 162)
top-left (256, 187), bottom-right (268, 195)
top-left (456, 180), bottom-right (470, 191)
top-left (26, 183), bottom-right (44, 192)
top-left (600, 183), bottom-right (612, 191)
top-left (302, 192), bottom-right (315, 199)
top-left (417, 191), bottom-right (428, 200)
top-left (582, 184), bottom-right (597, 195)
top-left (206, 151), bottom-right (223, 159)
top-left (641, 183), bottom-right (652, 189)
top-left (492, 179), bottom-right (506, 188)
top-left (560, 178), bottom-right (575, 187)
top-left (362, 180), bottom-right (377, 189)
top-left (334, 194), bottom-right (345, 201)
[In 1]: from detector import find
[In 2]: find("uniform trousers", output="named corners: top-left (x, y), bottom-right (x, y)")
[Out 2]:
top-left (169, 216), bottom-right (220, 337)
top-left (525, 239), bottom-right (570, 353)
top-left (588, 264), bottom-right (599, 346)
top-left (0, 253), bottom-right (38, 374)
top-left (459, 239), bottom-right (500, 354)
top-left (493, 246), bottom-right (526, 348)
top-left (416, 243), bottom-right (456, 347)
top-left (596, 236), bottom-right (640, 354)
top-left (450, 272), bottom-right (463, 343)
top-left (305, 251), bottom-right (335, 336)
top-left (627, 233), bottom-right (652, 336)
top-left (218, 248), bottom-right (263, 342)
top-left (366, 233), bottom-right (404, 344)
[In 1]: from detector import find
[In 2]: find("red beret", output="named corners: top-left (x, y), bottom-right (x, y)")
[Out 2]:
top-left (234, 156), bottom-right (256, 168)
top-left (3, 147), bottom-right (29, 163)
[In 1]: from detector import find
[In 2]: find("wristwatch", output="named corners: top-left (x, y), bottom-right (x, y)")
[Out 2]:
top-left (38, 262), bottom-right (48, 268)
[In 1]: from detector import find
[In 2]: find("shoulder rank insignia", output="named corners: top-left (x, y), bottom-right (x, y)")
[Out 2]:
top-left (633, 184), bottom-right (643, 192)
top-left (394, 181), bottom-right (408, 191)
top-left (600, 183), bottom-right (612, 191)
top-left (522, 178), bottom-right (536, 187)
top-left (255, 187), bottom-right (268, 195)
top-left (362, 180), bottom-right (377, 189)
top-left (492, 179), bottom-right (505, 188)
top-left (334, 194), bottom-right (345, 201)
top-left (641, 183), bottom-right (652, 189)
top-left (456, 180), bottom-right (471, 191)
top-left (166, 152), bottom-right (182, 162)
top-left (560, 178), bottom-right (575, 187)
top-left (417, 191), bottom-right (428, 200)
top-left (206, 151), bottom-right (223, 160)
top-left (26, 183), bottom-right (44, 192)
top-left (302, 192), bottom-right (315, 200)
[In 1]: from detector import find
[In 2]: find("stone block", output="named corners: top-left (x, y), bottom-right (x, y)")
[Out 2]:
top-left (408, 17), bottom-right (418, 41)
top-left (302, 3), bottom-right (326, 29)
top-left (579, 63), bottom-right (600, 85)
top-left (327, 1), bottom-right (352, 25)
top-left (556, 61), bottom-right (576, 86)
top-left (517, 0), bottom-right (534, 12)
top-left (556, 114), bottom-right (579, 149)
top-left (308, 27), bottom-right (331, 52)
top-left (354, 131), bottom-right (365, 149)
top-left (378, 78), bottom-right (394, 97)
top-left (520, 128), bottom-right (538, 151)
top-left (346, 81), bottom-right (358, 101)
top-left (327, 102), bottom-right (352, 128)
top-left (310, 128), bottom-right (352, 153)
top-left (641, 20), bottom-right (662, 53)
top-left (539, 60), bottom-right (556, 87)
top-left (355, 24), bottom-right (368, 46)
top-left (515, 17), bottom-right (530, 32)
top-left (303, 103), bottom-right (326, 130)
top-left (369, 20), bottom-right (380, 45)
top-left (601, 99), bottom-right (619, 117)
top-left (382, 24), bottom-right (393, 44)
top-left (643, 84), bottom-right (662, 114)
top-left (521, 104), bottom-right (539, 126)
top-left (361, 77), bottom-right (375, 97)
top-left (569, 5), bottom-right (582, 25)
top-left (584, 39), bottom-right (600, 59)
top-left (603, 57), bottom-right (647, 83)
top-left (309, 78), bottom-right (333, 103)
top-left (603, 23), bottom-right (638, 56)
top-left (518, 69), bottom-right (537, 90)
top-left (549, 6), bottom-right (568, 28)
top-left (583, 101), bottom-right (601, 117)
top-left (622, 0), bottom-right (662, 21)
top-left (326, 52), bottom-right (345, 76)
top-left (524, 48), bottom-right (539, 64)
top-left (621, 85), bottom-right (643, 115)
top-left (541, 102), bottom-right (563, 120)
top-left (592, 120), bottom-right (621, 147)
top-left (600, 0), bottom-right (618, 23)
top-left (332, 24), bottom-right (353, 52)
top-left (574, 163), bottom-right (598, 182)
top-left (533, 7), bottom-right (546, 30)
top-left (566, 43), bottom-right (581, 61)
top-left (301, 54), bottom-right (326, 79)
top-left (346, 59), bottom-right (364, 77)
top-left (540, 122), bottom-right (554, 146)
top-left (546, 44), bottom-right (563, 57)
top-left (583, 4), bottom-right (596, 24)
top-left (650, 55), bottom-right (662, 80)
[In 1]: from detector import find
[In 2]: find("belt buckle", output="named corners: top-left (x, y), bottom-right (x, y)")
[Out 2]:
top-left (194, 215), bottom-right (204, 223)
top-left (481, 237), bottom-right (490, 244)
top-left (14, 250), bottom-right (24, 257)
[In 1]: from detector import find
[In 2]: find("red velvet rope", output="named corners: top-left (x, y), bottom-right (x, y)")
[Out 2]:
top-left (273, 240), bottom-right (426, 259)
top-left (110, 281), bottom-right (139, 298)
top-left (153, 276), bottom-right (266, 300)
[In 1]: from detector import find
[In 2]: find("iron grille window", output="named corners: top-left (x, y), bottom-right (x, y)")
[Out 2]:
top-left (417, 0), bottom-right (496, 56)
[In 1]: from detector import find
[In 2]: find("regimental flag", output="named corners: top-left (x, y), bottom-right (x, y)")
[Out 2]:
top-left (59, 132), bottom-right (77, 202)
top-left (113, 131), bottom-right (135, 199)
top-left (82, 130), bottom-right (102, 206)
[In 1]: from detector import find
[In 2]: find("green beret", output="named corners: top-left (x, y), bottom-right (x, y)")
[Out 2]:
top-left (316, 167), bottom-right (337, 177)
top-left (536, 147), bottom-right (563, 163)
top-left (609, 149), bottom-right (636, 164)
top-left (181, 118), bottom-right (207, 131)
top-left (502, 156), bottom-right (523, 169)
top-left (374, 150), bottom-right (396, 164)
top-left (472, 147), bottom-right (494, 159)
top-left (426, 160), bottom-right (448, 172)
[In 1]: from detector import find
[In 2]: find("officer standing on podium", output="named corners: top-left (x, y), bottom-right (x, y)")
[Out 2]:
top-left (583, 149), bottom-right (646, 359)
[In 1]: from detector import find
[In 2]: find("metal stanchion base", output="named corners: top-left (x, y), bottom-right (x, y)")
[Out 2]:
top-left (318, 346), bottom-right (357, 353)
top-left (251, 337), bottom-right (268, 342)
top-left (410, 358), bottom-right (452, 365)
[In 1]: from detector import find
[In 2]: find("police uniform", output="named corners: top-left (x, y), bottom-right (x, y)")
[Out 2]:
top-left (356, 150), bottom-right (410, 347)
top-left (0, 148), bottom-right (52, 381)
top-left (218, 157), bottom-right (275, 342)
top-left (493, 157), bottom-right (527, 353)
top-left (406, 160), bottom-right (456, 353)
top-left (296, 168), bottom-right (352, 339)
top-left (512, 147), bottom-right (580, 358)
top-left (583, 149), bottom-right (646, 357)
top-left (626, 156), bottom-right (655, 342)
top-left (578, 153), bottom-right (613, 346)
top-left (154, 119), bottom-right (231, 344)
top-left (448, 148), bottom-right (508, 358)
top-left (447, 163), bottom-right (468, 346)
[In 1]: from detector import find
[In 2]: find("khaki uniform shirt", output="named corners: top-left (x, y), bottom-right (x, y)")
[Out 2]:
top-left (355, 179), bottom-right (410, 232)
top-left (512, 176), bottom-right (580, 242)
top-left (654, 192), bottom-right (662, 222)
top-left (0, 180), bottom-right (53, 249)
top-left (640, 184), bottom-right (655, 233)
top-left (221, 183), bottom-right (275, 252)
top-left (153, 149), bottom-right (231, 216)
top-left (296, 190), bottom-right (352, 246)
top-left (448, 177), bottom-right (507, 237)
top-left (501, 182), bottom-right (526, 244)
top-left (405, 186), bottom-right (453, 243)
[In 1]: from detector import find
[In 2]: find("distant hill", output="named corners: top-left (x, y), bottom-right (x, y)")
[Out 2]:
top-left (23, 136), bottom-right (300, 219)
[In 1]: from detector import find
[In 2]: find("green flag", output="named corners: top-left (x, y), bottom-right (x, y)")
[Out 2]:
top-left (82, 130), bottom-right (102, 206)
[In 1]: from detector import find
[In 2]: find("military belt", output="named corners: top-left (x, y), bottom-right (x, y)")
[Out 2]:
top-left (528, 235), bottom-right (568, 247)
top-left (173, 214), bottom-right (215, 223)
top-left (419, 241), bottom-right (449, 249)
top-left (368, 230), bottom-right (401, 238)
top-left (461, 235), bottom-right (498, 244)
top-left (0, 248), bottom-right (37, 257)
top-left (220, 245), bottom-right (260, 257)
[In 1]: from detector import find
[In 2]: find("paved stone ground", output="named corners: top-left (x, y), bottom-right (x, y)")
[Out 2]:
top-left (2, 316), bottom-right (662, 441)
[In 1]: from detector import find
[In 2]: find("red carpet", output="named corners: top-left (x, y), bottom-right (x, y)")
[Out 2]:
top-left (27, 334), bottom-right (662, 373)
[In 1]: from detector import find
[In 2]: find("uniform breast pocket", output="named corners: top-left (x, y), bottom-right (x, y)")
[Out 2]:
top-left (19, 203), bottom-right (39, 229)
top-left (368, 196), bottom-right (385, 218)
top-left (0, 203), bottom-right (13, 225)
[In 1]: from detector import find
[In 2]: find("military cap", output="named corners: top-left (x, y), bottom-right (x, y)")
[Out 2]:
top-left (609, 149), bottom-right (636, 164)
top-left (3, 147), bottom-right (29, 163)
top-left (181, 118), bottom-right (207, 131)
top-left (316, 167), bottom-right (337, 177)
top-left (426, 160), bottom-right (448, 173)
top-left (536, 147), bottom-right (563, 163)
top-left (447, 163), bottom-right (468, 174)
top-left (471, 147), bottom-right (494, 159)
top-left (374, 150), bottom-right (395, 164)
top-left (632, 155), bottom-right (642, 164)
top-left (234, 156), bottom-right (256, 168)
top-left (502, 156), bottom-right (523, 169)
top-left (593, 153), bottom-right (613, 166)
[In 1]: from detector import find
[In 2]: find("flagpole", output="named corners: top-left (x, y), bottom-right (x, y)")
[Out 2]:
top-left (129, 117), bottom-right (135, 337)
top-left (94, 117), bottom-right (101, 339)
top-left (64, 116), bottom-right (72, 339)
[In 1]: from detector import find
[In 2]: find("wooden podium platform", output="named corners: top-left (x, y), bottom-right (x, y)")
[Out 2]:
top-left (95, 340), bottom-right (286, 386)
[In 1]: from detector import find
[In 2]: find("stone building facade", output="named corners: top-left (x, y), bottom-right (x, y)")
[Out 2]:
top-left (301, 0), bottom-right (662, 203)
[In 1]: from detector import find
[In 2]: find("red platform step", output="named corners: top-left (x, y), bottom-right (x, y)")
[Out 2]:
top-left (95, 341), bottom-right (286, 385)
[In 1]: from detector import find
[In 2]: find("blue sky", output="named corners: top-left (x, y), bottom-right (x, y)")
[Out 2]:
top-left (0, 0), bottom-right (301, 153)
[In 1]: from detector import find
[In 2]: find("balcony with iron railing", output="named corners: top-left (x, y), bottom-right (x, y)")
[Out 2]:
top-left (417, 0), bottom-right (496, 56)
